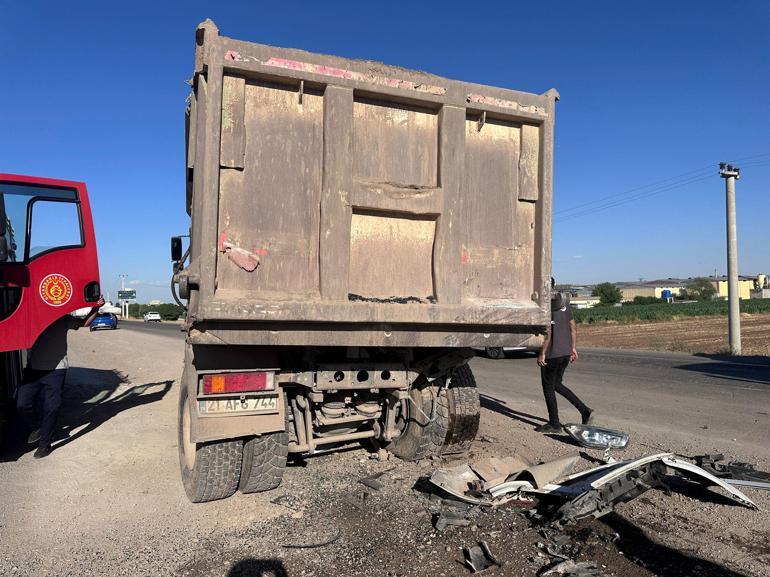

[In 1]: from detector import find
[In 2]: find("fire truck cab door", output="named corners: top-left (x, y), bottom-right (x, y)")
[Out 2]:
top-left (0, 175), bottom-right (100, 352)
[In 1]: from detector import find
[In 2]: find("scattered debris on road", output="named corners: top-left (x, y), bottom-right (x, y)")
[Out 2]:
top-left (562, 423), bottom-right (630, 450)
top-left (282, 527), bottom-right (341, 549)
top-left (427, 451), bottom-right (758, 522)
top-left (463, 541), bottom-right (502, 573)
top-left (434, 509), bottom-right (472, 532)
top-left (693, 453), bottom-right (770, 490)
top-left (358, 466), bottom-right (396, 491)
top-left (539, 559), bottom-right (601, 577)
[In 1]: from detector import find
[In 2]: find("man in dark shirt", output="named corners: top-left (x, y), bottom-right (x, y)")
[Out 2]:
top-left (17, 301), bottom-right (102, 458)
top-left (535, 285), bottom-right (593, 434)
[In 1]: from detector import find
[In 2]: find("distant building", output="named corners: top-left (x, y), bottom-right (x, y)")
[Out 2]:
top-left (711, 276), bottom-right (757, 300)
top-left (751, 288), bottom-right (770, 299)
top-left (611, 275), bottom-right (762, 302)
top-left (615, 279), bottom-right (688, 302)
top-left (148, 299), bottom-right (162, 306)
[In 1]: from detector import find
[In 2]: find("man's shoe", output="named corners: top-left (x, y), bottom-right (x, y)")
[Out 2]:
top-left (581, 409), bottom-right (595, 425)
top-left (27, 429), bottom-right (41, 445)
top-left (33, 445), bottom-right (52, 459)
top-left (534, 423), bottom-right (562, 434)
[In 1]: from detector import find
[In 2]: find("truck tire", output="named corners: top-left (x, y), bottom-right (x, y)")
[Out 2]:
top-left (239, 431), bottom-right (289, 493)
top-left (178, 386), bottom-right (243, 503)
top-left (389, 380), bottom-right (449, 461)
top-left (440, 364), bottom-right (480, 455)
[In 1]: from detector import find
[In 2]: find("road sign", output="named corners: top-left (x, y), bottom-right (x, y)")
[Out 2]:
top-left (118, 290), bottom-right (136, 300)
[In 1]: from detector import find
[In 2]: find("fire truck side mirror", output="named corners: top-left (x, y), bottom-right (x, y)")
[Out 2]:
top-left (171, 236), bottom-right (183, 262)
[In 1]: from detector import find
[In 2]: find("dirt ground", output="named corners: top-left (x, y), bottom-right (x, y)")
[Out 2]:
top-left (578, 313), bottom-right (770, 357)
top-left (0, 328), bottom-right (768, 577)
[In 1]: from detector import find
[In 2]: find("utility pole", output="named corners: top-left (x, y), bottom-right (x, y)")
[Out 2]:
top-left (120, 273), bottom-right (127, 319)
top-left (719, 163), bottom-right (741, 355)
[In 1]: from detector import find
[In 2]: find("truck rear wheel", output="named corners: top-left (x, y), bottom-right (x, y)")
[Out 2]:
top-left (178, 386), bottom-right (243, 503)
top-left (440, 364), bottom-right (480, 455)
top-left (239, 431), bottom-right (289, 493)
top-left (388, 380), bottom-right (448, 461)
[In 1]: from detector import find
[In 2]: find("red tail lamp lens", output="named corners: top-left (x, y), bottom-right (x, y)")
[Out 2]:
top-left (202, 372), bottom-right (273, 394)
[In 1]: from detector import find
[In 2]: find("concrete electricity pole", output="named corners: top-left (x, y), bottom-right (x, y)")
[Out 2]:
top-left (120, 273), bottom-right (127, 319)
top-left (719, 163), bottom-right (741, 355)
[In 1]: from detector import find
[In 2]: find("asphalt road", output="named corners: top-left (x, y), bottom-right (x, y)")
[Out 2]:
top-left (118, 319), bottom-right (186, 337)
top-left (471, 348), bottom-right (770, 455)
top-left (120, 321), bottom-right (769, 453)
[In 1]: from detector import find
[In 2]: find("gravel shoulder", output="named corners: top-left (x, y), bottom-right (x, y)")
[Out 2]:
top-left (0, 328), bottom-right (767, 576)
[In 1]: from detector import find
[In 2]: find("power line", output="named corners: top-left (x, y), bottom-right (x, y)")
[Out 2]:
top-left (726, 151), bottom-right (770, 163)
top-left (555, 173), bottom-right (712, 222)
top-left (554, 165), bottom-right (713, 216)
top-left (554, 151), bottom-right (770, 222)
top-left (734, 159), bottom-right (770, 169)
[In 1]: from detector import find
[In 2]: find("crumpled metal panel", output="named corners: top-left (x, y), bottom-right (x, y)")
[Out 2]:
top-left (662, 455), bottom-right (757, 510)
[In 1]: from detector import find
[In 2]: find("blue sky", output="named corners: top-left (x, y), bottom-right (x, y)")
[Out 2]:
top-left (2, 1), bottom-right (769, 301)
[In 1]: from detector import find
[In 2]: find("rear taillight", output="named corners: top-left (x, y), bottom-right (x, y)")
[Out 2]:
top-left (202, 372), bottom-right (274, 395)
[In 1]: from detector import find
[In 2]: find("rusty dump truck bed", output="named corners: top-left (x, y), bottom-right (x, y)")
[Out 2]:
top-left (184, 21), bottom-right (556, 348)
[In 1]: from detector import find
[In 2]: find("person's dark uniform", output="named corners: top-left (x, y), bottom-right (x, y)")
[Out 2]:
top-left (535, 293), bottom-right (593, 433)
top-left (17, 310), bottom-right (96, 458)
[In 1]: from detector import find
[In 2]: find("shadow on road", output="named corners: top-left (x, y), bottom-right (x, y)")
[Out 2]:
top-left (674, 354), bottom-right (770, 386)
top-left (1, 368), bottom-right (172, 461)
top-left (227, 558), bottom-right (288, 577)
top-left (479, 393), bottom-right (546, 427)
top-left (602, 512), bottom-right (752, 577)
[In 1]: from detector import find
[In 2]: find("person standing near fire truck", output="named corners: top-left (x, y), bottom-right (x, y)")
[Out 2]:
top-left (17, 299), bottom-right (103, 458)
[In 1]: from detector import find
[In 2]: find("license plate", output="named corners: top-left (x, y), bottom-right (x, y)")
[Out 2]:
top-left (199, 396), bottom-right (278, 414)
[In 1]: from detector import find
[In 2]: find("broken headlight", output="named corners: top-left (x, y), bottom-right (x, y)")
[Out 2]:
top-left (563, 424), bottom-right (629, 450)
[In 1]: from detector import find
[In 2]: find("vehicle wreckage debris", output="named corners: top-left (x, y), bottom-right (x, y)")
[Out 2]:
top-left (434, 509), bottom-right (472, 532)
top-left (562, 423), bottom-right (629, 451)
top-left (282, 527), bottom-right (341, 549)
top-left (539, 559), bottom-right (601, 577)
top-left (427, 452), bottom-right (757, 521)
top-left (463, 541), bottom-right (502, 573)
top-left (358, 467), bottom-right (396, 491)
top-left (693, 454), bottom-right (770, 490)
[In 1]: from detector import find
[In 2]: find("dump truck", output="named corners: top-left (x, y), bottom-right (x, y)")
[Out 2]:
top-left (172, 20), bottom-right (557, 502)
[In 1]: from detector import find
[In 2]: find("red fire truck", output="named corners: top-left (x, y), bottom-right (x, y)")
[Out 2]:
top-left (0, 174), bottom-right (100, 433)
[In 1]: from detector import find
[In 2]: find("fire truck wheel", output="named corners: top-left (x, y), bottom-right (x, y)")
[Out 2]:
top-left (178, 386), bottom-right (243, 503)
top-left (239, 431), bottom-right (289, 493)
top-left (439, 364), bottom-right (480, 455)
top-left (388, 378), bottom-right (449, 461)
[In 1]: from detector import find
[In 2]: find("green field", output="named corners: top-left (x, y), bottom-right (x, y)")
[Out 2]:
top-left (573, 298), bottom-right (770, 324)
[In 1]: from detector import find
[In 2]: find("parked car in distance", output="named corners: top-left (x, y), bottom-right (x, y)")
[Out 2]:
top-left (143, 312), bottom-right (162, 322)
top-left (90, 313), bottom-right (118, 331)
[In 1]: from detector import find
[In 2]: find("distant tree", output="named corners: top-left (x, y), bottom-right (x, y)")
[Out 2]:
top-left (682, 277), bottom-right (717, 301)
top-left (127, 302), bottom-right (186, 320)
top-left (592, 282), bottom-right (623, 306)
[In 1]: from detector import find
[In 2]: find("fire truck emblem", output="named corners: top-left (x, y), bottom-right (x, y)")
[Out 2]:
top-left (39, 274), bottom-right (73, 307)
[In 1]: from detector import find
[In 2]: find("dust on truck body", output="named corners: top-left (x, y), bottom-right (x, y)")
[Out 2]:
top-left (174, 20), bottom-right (557, 502)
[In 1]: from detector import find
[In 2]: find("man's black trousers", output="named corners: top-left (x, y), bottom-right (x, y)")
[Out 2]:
top-left (17, 368), bottom-right (66, 447)
top-left (540, 355), bottom-right (589, 426)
